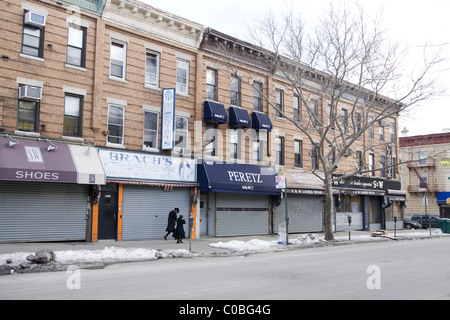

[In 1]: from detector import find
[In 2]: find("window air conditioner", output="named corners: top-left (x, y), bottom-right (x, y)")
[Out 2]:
top-left (24, 11), bottom-right (46, 27)
top-left (19, 86), bottom-right (42, 101)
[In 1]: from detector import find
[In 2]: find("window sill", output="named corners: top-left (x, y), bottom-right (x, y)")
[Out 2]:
top-left (65, 64), bottom-right (87, 72)
top-left (106, 142), bottom-right (125, 149)
top-left (19, 53), bottom-right (44, 62)
top-left (14, 130), bottom-right (40, 138)
top-left (109, 76), bottom-right (128, 84)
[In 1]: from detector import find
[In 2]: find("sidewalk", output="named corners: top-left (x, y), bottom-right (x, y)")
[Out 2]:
top-left (1, 229), bottom-right (449, 275)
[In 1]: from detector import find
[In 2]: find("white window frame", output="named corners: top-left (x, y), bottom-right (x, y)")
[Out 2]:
top-left (109, 40), bottom-right (127, 81)
top-left (176, 58), bottom-right (190, 96)
top-left (143, 109), bottom-right (159, 152)
top-left (145, 50), bottom-right (160, 89)
top-left (107, 104), bottom-right (125, 147)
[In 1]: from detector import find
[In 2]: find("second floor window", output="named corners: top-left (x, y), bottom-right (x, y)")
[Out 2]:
top-left (380, 154), bottom-right (386, 178)
top-left (294, 95), bottom-right (301, 121)
top-left (143, 111), bottom-right (158, 149)
top-left (18, 97), bottom-right (39, 132)
top-left (294, 140), bottom-right (303, 168)
top-left (312, 145), bottom-right (319, 170)
top-left (206, 68), bottom-right (218, 101)
top-left (107, 105), bottom-right (124, 145)
top-left (67, 24), bottom-right (86, 68)
top-left (110, 41), bottom-right (126, 80)
top-left (63, 94), bottom-right (83, 137)
top-left (175, 116), bottom-right (189, 149)
top-left (275, 136), bottom-right (285, 166)
top-left (369, 153), bottom-right (375, 177)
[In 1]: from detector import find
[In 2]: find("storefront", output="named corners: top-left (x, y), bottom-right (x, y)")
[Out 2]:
top-left (0, 137), bottom-right (105, 243)
top-left (333, 175), bottom-right (404, 231)
top-left (437, 192), bottom-right (450, 218)
top-left (97, 149), bottom-right (197, 241)
top-left (197, 160), bottom-right (280, 237)
top-left (274, 169), bottom-right (325, 234)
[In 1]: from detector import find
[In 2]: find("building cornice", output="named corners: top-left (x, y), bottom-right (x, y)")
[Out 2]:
top-left (103, 0), bottom-right (205, 50)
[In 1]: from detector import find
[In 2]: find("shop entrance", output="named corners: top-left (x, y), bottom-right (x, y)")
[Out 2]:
top-left (98, 184), bottom-right (118, 240)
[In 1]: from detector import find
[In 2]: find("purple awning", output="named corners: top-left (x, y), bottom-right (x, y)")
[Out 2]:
top-left (0, 137), bottom-right (78, 183)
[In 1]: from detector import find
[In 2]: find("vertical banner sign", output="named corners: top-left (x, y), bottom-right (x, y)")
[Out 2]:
top-left (386, 144), bottom-right (393, 178)
top-left (161, 88), bottom-right (176, 150)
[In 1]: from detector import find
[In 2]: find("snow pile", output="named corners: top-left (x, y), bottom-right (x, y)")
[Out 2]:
top-left (0, 247), bottom-right (191, 267)
top-left (209, 239), bottom-right (279, 252)
top-left (209, 234), bottom-right (327, 252)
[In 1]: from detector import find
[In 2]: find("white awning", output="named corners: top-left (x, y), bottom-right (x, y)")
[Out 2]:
top-left (69, 145), bottom-right (106, 185)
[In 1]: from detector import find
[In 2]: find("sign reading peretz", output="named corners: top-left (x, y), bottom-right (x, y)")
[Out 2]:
top-left (98, 149), bottom-right (196, 183)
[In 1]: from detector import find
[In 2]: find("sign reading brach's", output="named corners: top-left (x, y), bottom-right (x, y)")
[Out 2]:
top-left (98, 149), bottom-right (196, 183)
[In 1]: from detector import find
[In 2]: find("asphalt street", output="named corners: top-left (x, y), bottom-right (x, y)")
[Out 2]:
top-left (1, 237), bottom-right (449, 300)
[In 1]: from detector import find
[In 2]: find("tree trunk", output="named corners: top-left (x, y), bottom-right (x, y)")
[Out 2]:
top-left (324, 176), bottom-right (335, 241)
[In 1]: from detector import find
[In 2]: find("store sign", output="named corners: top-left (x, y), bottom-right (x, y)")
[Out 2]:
top-left (441, 158), bottom-right (450, 166)
top-left (332, 175), bottom-right (401, 191)
top-left (161, 88), bottom-right (176, 150)
top-left (99, 149), bottom-right (196, 183)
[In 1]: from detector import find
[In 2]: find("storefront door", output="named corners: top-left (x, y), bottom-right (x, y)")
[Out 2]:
top-left (98, 184), bottom-right (118, 240)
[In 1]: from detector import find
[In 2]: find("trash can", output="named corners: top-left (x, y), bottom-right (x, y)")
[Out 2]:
top-left (439, 219), bottom-right (450, 234)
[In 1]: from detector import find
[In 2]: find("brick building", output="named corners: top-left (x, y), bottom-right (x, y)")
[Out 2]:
top-left (400, 132), bottom-right (450, 219)
top-left (0, 0), bottom-right (404, 243)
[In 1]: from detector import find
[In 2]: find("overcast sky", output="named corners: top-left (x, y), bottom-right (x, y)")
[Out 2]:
top-left (144, 0), bottom-right (450, 137)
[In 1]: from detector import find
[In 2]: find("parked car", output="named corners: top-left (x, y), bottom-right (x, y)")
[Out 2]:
top-left (411, 214), bottom-right (442, 228)
top-left (403, 219), bottom-right (422, 230)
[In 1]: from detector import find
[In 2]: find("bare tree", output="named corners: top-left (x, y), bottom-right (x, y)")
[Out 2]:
top-left (207, 2), bottom-right (443, 240)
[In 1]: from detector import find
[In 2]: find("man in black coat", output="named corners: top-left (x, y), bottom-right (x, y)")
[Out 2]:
top-left (164, 208), bottom-right (179, 240)
top-left (173, 215), bottom-right (186, 243)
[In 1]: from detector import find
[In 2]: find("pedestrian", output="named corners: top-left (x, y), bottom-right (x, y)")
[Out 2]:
top-left (173, 215), bottom-right (186, 244)
top-left (164, 208), bottom-right (179, 240)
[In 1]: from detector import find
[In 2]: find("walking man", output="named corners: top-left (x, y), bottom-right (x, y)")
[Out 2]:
top-left (164, 208), bottom-right (179, 240)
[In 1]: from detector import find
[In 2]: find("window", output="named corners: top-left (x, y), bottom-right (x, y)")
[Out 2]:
top-left (110, 41), bottom-right (126, 80)
top-left (310, 99), bottom-right (320, 126)
top-left (294, 140), bottom-right (303, 168)
top-left (294, 95), bottom-right (301, 121)
top-left (143, 111), bottom-right (158, 149)
top-left (206, 68), bottom-right (217, 101)
top-left (275, 90), bottom-right (284, 118)
top-left (229, 129), bottom-right (240, 161)
top-left (369, 153), bottom-right (375, 177)
top-left (253, 130), bottom-right (267, 163)
top-left (379, 125), bottom-right (385, 142)
top-left (145, 51), bottom-right (160, 88)
top-left (328, 146), bottom-right (335, 168)
top-left (390, 123), bottom-right (395, 143)
top-left (419, 173), bottom-right (428, 190)
top-left (368, 116), bottom-right (374, 139)
top-left (67, 24), bottom-right (86, 68)
top-left (176, 59), bottom-right (189, 95)
top-left (230, 76), bottom-right (241, 106)
top-left (17, 98), bottom-right (39, 132)
top-left (356, 151), bottom-right (363, 172)
top-left (253, 82), bottom-right (263, 111)
top-left (312, 145), bottom-right (319, 170)
top-left (327, 104), bottom-right (335, 130)
top-left (275, 136), bottom-right (285, 166)
top-left (22, 12), bottom-right (45, 58)
top-left (205, 124), bottom-right (218, 157)
top-left (175, 116), bottom-right (189, 149)
top-left (63, 94), bottom-right (83, 137)
top-left (356, 112), bottom-right (362, 132)
top-left (107, 105), bottom-right (125, 145)
top-left (341, 108), bottom-right (348, 131)
top-left (418, 151), bottom-right (427, 166)
top-left (380, 154), bottom-right (386, 178)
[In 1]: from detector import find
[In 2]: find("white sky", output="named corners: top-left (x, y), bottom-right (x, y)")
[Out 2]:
top-left (144, 0), bottom-right (450, 137)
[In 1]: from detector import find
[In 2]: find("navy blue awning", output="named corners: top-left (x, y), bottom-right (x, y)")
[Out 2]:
top-left (229, 107), bottom-right (251, 128)
top-left (204, 101), bottom-right (228, 124)
top-left (252, 112), bottom-right (273, 131)
top-left (197, 160), bottom-right (281, 195)
top-left (437, 192), bottom-right (450, 204)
